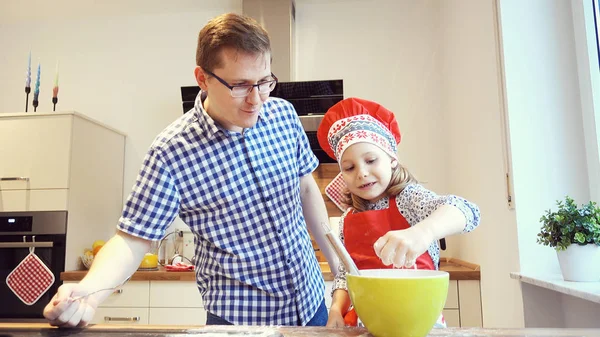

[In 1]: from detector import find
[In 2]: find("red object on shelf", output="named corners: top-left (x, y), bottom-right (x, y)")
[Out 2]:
top-left (165, 262), bottom-right (195, 272)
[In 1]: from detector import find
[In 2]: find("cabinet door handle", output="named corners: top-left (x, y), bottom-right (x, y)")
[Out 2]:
top-left (0, 177), bottom-right (29, 181)
top-left (104, 316), bottom-right (140, 322)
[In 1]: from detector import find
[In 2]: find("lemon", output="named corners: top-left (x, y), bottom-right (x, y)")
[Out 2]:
top-left (92, 240), bottom-right (105, 250)
top-left (139, 253), bottom-right (158, 269)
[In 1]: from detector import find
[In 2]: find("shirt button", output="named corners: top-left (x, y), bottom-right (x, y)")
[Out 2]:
top-left (286, 258), bottom-right (291, 264)
top-left (295, 289), bottom-right (299, 293)
top-left (277, 229), bottom-right (282, 234)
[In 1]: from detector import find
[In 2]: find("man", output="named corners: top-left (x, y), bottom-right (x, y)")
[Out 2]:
top-left (43, 12), bottom-right (338, 327)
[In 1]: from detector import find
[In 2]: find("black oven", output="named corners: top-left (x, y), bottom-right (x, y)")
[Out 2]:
top-left (0, 211), bottom-right (66, 322)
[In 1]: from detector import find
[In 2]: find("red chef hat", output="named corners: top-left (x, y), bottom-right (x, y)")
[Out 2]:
top-left (317, 97), bottom-right (401, 161)
top-left (316, 98), bottom-right (402, 211)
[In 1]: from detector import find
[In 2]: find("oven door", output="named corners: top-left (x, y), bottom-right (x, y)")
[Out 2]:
top-left (0, 234), bottom-right (65, 322)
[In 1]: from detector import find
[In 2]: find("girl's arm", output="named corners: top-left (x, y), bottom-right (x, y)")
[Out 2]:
top-left (374, 184), bottom-right (481, 267)
top-left (327, 215), bottom-right (352, 327)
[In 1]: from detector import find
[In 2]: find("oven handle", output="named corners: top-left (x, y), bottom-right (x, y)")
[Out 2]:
top-left (0, 242), bottom-right (53, 248)
top-left (0, 177), bottom-right (30, 181)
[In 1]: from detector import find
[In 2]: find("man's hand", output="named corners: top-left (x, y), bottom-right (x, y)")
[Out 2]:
top-left (373, 226), bottom-right (434, 268)
top-left (43, 283), bottom-right (98, 327)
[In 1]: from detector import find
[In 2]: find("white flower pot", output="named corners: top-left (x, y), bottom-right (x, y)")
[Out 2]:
top-left (556, 244), bottom-right (600, 282)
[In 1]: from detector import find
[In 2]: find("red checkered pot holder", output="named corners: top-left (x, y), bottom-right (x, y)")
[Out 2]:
top-left (325, 172), bottom-right (350, 212)
top-left (6, 252), bottom-right (55, 305)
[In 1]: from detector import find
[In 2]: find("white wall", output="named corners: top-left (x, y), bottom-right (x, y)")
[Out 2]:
top-left (440, 0), bottom-right (523, 328)
top-left (0, 0), bottom-right (242, 233)
top-left (498, 0), bottom-right (590, 276)
top-left (295, 0), bottom-right (448, 197)
top-left (296, 0), bottom-right (524, 328)
top-left (498, 0), bottom-right (600, 328)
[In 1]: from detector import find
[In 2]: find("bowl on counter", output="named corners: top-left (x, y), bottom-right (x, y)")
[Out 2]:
top-left (80, 252), bottom-right (159, 270)
top-left (346, 269), bottom-right (449, 337)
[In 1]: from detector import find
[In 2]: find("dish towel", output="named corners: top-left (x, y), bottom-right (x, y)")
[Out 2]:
top-left (6, 252), bottom-right (55, 305)
top-left (165, 262), bottom-right (195, 271)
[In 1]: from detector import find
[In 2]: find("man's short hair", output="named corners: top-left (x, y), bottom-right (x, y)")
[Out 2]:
top-left (196, 13), bottom-right (271, 71)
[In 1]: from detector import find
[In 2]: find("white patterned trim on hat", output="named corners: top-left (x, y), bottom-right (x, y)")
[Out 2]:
top-left (327, 115), bottom-right (397, 161)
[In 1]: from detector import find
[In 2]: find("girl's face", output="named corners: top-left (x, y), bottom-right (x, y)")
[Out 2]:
top-left (340, 142), bottom-right (397, 203)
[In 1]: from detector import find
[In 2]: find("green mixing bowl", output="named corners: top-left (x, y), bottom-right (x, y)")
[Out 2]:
top-left (346, 269), bottom-right (449, 337)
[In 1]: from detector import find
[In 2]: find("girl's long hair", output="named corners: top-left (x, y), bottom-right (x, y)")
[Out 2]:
top-left (343, 161), bottom-right (417, 212)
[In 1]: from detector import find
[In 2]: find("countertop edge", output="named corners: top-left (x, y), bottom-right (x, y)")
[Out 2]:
top-left (62, 258), bottom-right (480, 282)
top-left (511, 272), bottom-right (600, 304)
top-left (1, 323), bottom-right (599, 336)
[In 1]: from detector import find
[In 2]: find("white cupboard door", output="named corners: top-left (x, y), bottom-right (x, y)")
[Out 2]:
top-left (93, 308), bottom-right (149, 325)
top-left (458, 280), bottom-right (483, 327)
top-left (150, 281), bottom-right (203, 308)
top-left (0, 189), bottom-right (68, 211)
top-left (99, 281), bottom-right (150, 308)
top-left (442, 309), bottom-right (460, 327)
top-left (444, 280), bottom-right (459, 309)
top-left (149, 308), bottom-right (206, 325)
top-left (0, 116), bottom-right (72, 190)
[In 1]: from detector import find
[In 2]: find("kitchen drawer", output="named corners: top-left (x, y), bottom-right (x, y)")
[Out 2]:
top-left (64, 281), bottom-right (150, 308)
top-left (444, 280), bottom-right (459, 309)
top-left (0, 116), bottom-right (72, 190)
top-left (93, 307), bottom-right (149, 325)
top-left (150, 281), bottom-right (203, 308)
top-left (148, 308), bottom-right (206, 325)
top-left (442, 309), bottom-right (460, 327)
top-left (0, 189), bottom-right (68, 211)
top-left (100, 281), bottom-right (150, 308)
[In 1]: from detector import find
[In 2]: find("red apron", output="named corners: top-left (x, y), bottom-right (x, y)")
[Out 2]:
top-left (343, 196), bottom-right (435, 271)
top-left (341, 196), bottom-right (438, 326)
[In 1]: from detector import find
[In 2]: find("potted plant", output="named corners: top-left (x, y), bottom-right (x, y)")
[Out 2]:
top-left (537, 196), bottom-right (600, 281)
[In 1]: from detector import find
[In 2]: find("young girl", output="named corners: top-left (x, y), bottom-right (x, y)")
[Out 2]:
top-left (316, 97), bottom-right (481, 328)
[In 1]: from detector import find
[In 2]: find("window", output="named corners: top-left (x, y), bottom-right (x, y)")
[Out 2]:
top-left (595, 0), bottom-right (600, 68)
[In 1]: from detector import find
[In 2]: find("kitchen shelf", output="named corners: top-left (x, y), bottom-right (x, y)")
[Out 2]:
top-left (510, 271), bottom-right (600, 304)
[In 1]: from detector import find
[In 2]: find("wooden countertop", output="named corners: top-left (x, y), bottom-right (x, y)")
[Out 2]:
top-left (1, 323), bottom-right (598, 336)
top-left (61, 258), bottom-right (479, 282)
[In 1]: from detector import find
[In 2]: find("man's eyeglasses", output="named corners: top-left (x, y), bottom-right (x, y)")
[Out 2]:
top-left (204, 69), bottom-right (278, 98)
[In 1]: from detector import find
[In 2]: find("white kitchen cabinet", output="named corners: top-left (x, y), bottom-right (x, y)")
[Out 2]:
top-left (445, 280), bottom-right (459, 309)
top-left (457, 280), bottom-right (483, 327)
top-left (93, 307), bottom-right (149, 325)
top-left (149, 281), bottom-right (203, 307)
top-left (65, 281), bottom-right (150, 325)
top-left (148, 308), bottom-right (206, 325)
top-left (66, 280), bottom-right (206, 325)
top-left (0, 115), bottom-right (72, 190)
top-left (148, 281), bottom-right (206, 325)
top-left (443, 309), bottom-right (460, 327)
top-left (0, 111), bottom-right (126, 271)
top-left (99, 282), bottom-right (150, 308)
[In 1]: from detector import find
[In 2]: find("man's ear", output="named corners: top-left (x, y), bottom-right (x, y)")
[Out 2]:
top-left (194, 66), bottom-right (209, 91)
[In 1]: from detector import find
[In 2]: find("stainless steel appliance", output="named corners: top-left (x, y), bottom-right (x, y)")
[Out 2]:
top-left (0, 211), bottom-right (66, 322)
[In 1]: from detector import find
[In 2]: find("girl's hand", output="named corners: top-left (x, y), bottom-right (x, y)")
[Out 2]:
top-left (373, 226), bottom-right (434, 268)
top-left (326, 308), bottom-right (346, 328)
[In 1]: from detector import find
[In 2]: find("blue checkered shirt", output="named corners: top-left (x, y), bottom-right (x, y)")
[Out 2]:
top-left (117, 92), bottom-right (324, 325)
